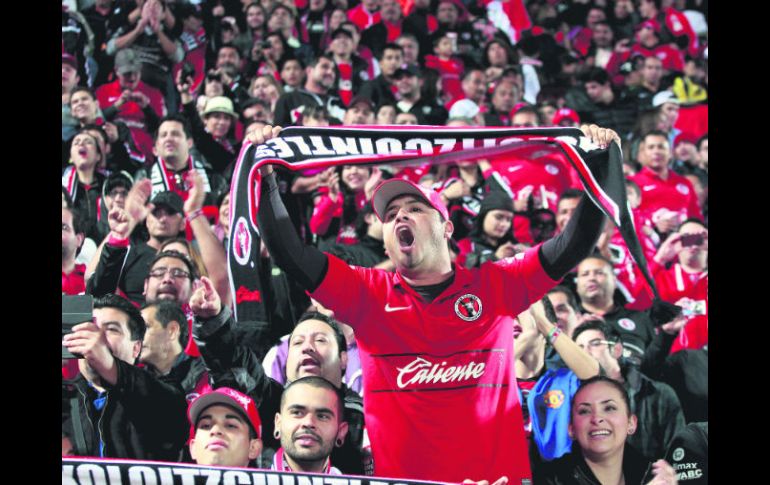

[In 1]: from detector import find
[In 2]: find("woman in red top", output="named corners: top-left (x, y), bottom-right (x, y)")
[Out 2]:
top-left (310, 166), bottom-right (381, 248)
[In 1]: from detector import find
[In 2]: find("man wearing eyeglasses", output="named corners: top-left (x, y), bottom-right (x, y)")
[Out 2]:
top-left (144, 250), bottom-right (197, 305)
top-left (87, 190), bottom-right (186, 304)
top-left (573, 320), bottom-right (685, 462)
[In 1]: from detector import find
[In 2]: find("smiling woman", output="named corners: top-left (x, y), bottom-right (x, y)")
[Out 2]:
top-left (533, 376), bottom-right (678, 485)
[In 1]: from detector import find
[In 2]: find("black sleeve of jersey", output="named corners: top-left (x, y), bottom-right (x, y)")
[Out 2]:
top-left (257, 172), bottom-right (329, 292)
top-left (539, 193), bottom-right (605, 280)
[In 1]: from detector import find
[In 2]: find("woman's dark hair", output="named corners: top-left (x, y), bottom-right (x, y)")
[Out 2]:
top-left (572, 375), bottom-right (632, 415)
top-left (483, 37), bottom-right (518, 68)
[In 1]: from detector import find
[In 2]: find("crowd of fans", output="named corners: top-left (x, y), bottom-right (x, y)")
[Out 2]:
top-left (62, 0), bottom-right (708, 482)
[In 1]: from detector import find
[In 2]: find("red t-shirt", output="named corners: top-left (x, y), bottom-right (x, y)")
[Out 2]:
top-left (96, 79), bottom-right (166, 160)
top-left (62, 264), bottom-right (86, 295)
top-left (311, 248), bottom-right (559, 482)
top-left (484, 149), bottom-right (582, 212)
top-left (424, 54), bottom-right (465, 104)
top-left (631, 167), bottom-right (703, 224)
top-left (652, 262), bottom-right (708, 353)
top-left (347, 5), bottom-right (380, 32)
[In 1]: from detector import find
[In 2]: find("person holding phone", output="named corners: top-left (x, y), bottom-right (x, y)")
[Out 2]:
top-left (651, 219), bottom-right (708, 353)
top-left (62, 294), bottom-right (188, 461)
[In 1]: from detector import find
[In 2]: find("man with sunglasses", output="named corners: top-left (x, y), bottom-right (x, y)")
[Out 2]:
top-left (573, 320), bottom-right (685, 462)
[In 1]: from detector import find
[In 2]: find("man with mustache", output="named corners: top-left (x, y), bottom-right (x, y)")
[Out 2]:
top-left (272, 376), bottom-right (349, 473)
top-left (250, 124), bottom-right (619, 483)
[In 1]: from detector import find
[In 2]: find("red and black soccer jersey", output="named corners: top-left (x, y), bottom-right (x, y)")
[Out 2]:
top-left (311, 246), bottom-right (559, 483)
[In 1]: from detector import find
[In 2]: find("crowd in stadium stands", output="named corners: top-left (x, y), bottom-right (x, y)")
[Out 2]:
top-left (62, 0), bottom-right (707, 482)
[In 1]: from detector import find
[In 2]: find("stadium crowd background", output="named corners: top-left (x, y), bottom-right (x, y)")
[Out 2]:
top-left (61, 0), bottom-right (708, 481)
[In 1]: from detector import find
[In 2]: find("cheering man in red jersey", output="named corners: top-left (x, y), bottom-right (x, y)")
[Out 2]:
top-left (250, 124), bottom-right (619, 483)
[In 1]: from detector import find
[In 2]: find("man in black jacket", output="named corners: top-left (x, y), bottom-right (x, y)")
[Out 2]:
top-left (62, 294), bottom-right (188, 460)
top-left (573, 67), bottom-right (639, 139)
top-left (189, 277), bottom-right (366, 474)
top-left (358, 43), bottom-right (404, 109)
top-left (141, 300), bottom-right (207, 399)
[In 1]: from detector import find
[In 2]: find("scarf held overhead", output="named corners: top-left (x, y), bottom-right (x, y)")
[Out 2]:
top-left (227, 126), bottom-right (679, 323)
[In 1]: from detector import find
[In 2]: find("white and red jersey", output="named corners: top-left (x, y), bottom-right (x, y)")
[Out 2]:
top-left (607, 211), bottom-right (659, 311)
top-left (630, 167), bottom-right (703, 225)
top-left (651, 261), bottom-right (708, 353)
top-left (485, 148), bottom-right (582, 211)
top-left (311, 247), bottom-right (559, 482)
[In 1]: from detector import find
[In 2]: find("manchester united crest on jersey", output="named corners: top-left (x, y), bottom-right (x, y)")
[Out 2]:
top-left (454, 294), bottom-right (483, 321)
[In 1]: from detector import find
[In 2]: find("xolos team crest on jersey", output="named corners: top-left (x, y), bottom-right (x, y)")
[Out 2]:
top-left (232, 217), bottom-right (252, 266)
top-left (455, 294), bottom-right (483, 321)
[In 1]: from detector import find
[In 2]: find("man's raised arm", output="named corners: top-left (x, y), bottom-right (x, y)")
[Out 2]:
top-left (539, 125), bottom-right (620, 280)
top-left (251, 126), bottom-right (329, 292)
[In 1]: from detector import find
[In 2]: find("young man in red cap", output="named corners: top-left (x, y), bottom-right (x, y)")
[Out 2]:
top-left (251, 124), bottom-right (618, 483)
top-left (188, 387), bottom-right (263, 467)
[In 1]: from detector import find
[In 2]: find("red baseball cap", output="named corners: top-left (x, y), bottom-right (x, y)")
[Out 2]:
top-left (373, 178), bottom-right (449, 222)
top-left (553, 108), bottom-right (580, 126)
top-left (188, 387), bottom-right (262, 439)
top-left (62, 52), bottom-right (78, 69)
top-left (638, 19), bottom-right (661, 33)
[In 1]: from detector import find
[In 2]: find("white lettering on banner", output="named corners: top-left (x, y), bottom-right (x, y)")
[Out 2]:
top-left (375, 138), bottom-right (403, 154)
top-left (359, 138), bottom-right (375, 154)
top-left (434, 138), bottom-right (458, 153)
top-left (202, 469), bottom-right (224, 484)
top-left (309, 136), bottom-right (336, 156)
top-left (78, 464), bottom-right (107, 485)
top-left (62, 465), bottom-right (77, 485)
top-left (158, 467), bottom-right (175, 484)
top-left (396, 357), bottom-right (486, 388)
top-left (404, 138), bottom-right (435, 155)
top-left (64, 460), bottom-right (457, 485)
top-left (223, 471), bottom-right (251, 485)
top-left (266, 138), bottom-right (295, 158)
top-left (252, 134), bottom-right (574, 163)
top-left (329, 137), bottom-right (360, 156)
top-left (107, 466), bottom-right (124, 484)
top-left (283, 137), bottom-right (313, 156)
top-left (129, 465), bottom-right (159, 484)
top-left (172, 467), bottom-right (201, 484)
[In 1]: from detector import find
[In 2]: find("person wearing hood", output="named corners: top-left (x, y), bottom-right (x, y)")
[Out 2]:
top-left (456, 190), bottom-right (525, 268)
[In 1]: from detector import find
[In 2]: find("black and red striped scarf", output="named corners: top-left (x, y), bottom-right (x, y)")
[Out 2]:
top-left (227, 126), bottom-right (680, 323)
